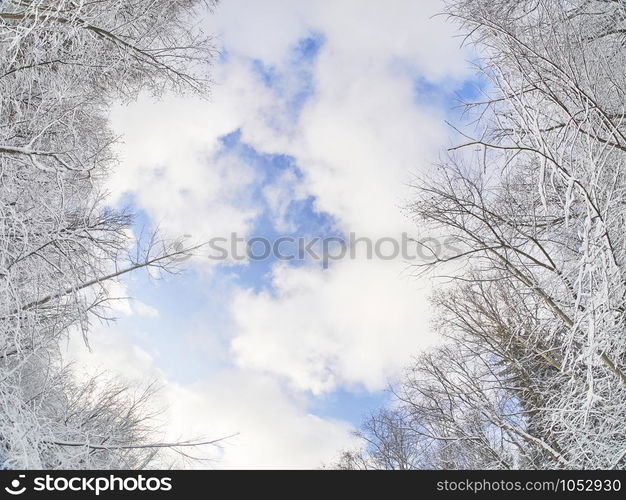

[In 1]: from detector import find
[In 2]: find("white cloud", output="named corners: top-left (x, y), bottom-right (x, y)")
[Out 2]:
top-left (108, 90), bottom-right (260, 242)
top-left (210, 0), bottom-right (467, 80)
top-left (282, 61), bottom-right (446, 236)
top-left (66, 326), bottom-right (356, 469)
top-left (92, 280), bottom-right (160, 319)
top-left (218, 0), bottom-right (467, 395)
top-left (109, 0), bottom-right (471, 241)
top-left (207, 0), bottom-right (310, 66)
top-left (162, 372), bottom-right (356, 469)
top-left (231, 259), bottom-right (436, 395)
top-left (213, 0), bottom-right (470, 237)
top-left (66, 323), bottom-right (163, 383)
top-left (262, 167), bottom-right (307, 232)
top-left (132, 300), bottom-right (160, 318)
top-left (103, 280), bottom-right (133, 316)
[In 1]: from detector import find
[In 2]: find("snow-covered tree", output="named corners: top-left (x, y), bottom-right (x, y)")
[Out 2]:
top-left (0, 0), bottom-right (216, 469)
top-left (336, 0), bottom-right (625, 470)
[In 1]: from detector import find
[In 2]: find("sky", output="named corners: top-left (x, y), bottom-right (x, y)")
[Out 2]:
top-left (66, 0), bottom-right (477, 469)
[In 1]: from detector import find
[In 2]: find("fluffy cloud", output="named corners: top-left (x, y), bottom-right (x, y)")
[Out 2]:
top-left (109, 0), bottom-right (471, 240)
top-left (67, 326), bottom-right (356, 469)
top-left (210, 0), bottom-right (467, 80)
top-left (108, 90), bottom-right (260, 241)
top-left (213, 0), bottom-right (470, 236)
top-left (262, 167), bottom-right (308, 232)
top-left (162, 372), bottom-right (356, 469)
top-left (217, 0), bottom-right (468, 393)
top-left (99, 279), bottom-right (159, 319)
top-left (67, 323), bottom-right (164, 383)
top-left (231, 259), bottom-right (436, 395)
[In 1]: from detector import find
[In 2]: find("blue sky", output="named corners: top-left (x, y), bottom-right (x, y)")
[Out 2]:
top-left (68, 0), bottom-right (478, 469)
